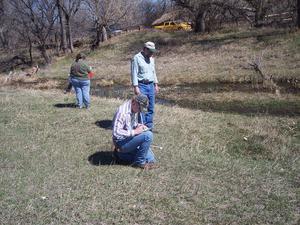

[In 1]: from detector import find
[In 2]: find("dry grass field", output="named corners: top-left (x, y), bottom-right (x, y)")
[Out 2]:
top-left (0, 87), bottom-right (299, 224)
top-left (0, 27), bottom-right (299, 224)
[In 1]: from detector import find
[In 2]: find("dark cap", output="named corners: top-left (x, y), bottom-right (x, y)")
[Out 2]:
top-left (75, 53), bottom-right (86, 61)
top-left (135, 94), bottom-right (149, 112)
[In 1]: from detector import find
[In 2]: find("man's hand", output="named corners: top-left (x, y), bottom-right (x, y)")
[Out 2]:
top-left (155, 83), bottom-right (159, 94)
top-left (134, 86), bottom-right (140, 95)
top-left (134, 124), bottom-right (148, 135)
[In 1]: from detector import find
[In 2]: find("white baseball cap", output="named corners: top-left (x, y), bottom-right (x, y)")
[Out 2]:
top-left (144, 41), bottom-right (156, 52)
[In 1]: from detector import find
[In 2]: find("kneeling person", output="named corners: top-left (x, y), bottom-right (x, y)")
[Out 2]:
top-left (112, 94), bottom-right (157, 169)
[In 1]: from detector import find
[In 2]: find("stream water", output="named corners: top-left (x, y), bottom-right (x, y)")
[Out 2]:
top-left (89, 82), bottom-right (299, 116)
top-left (90, 84), bottom-right (173, 106)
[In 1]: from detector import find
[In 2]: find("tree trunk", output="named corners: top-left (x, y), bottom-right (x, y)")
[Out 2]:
top-left (298, 0), bottom-right (300, 28)
top-left (92, 24), bottom-right (102, 49)
top-left (0, 28), bottom-right (8, 48)
top-left (54, 32), bottom-right (60, 56)
top-left (254, 0), bottom-right (264, 27)
top-left (28, 37), bottom-right (33, 65)
top-left (57, 0), bottom-right (67, 53)
top-left (68, 22), bottom-right (74, 53)
top-left (101, 26), bottom-right (108, 42)
top-left (39, 45), bottom-right (51, 64)
top-left (194, 10), bottom-right (207, 33)
top-left (65, 14), bottom-right (74, 53)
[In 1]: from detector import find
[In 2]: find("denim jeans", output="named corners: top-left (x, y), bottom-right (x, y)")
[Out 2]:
top-left (71, 78), bottom-right (90, 108)
top-left (115, 131), bottom-right (156, 165)
top-left (138, 82), bottom-right (155, 128)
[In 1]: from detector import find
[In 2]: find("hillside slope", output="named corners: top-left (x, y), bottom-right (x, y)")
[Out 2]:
top-left (45, 28), bottom-right (300, 86)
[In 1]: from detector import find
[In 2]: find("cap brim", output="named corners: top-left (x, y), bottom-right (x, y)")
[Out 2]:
top-left (147, 48), bottom-right (156, 53)
top-left (140, 105), bottom-right (148, 112)
top-left (149, 48), bottom-right (156, 53)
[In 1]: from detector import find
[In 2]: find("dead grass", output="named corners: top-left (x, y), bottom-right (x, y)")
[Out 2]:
top-left (2, 27), bottom-right (299, 88)
top-left (0, 27), bottom-right (299, 225)
top-left (0, 75), bottom-right (60, 90)
top-left (0, 88), bottom-right (299, 225)
top-left (5, 27), bottom-right (296, 97)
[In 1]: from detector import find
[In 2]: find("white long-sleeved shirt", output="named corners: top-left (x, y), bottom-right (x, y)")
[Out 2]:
top-left (112, 100), bottom-right (139, 141)
top-left (131, 52), bottom-right (158, 86)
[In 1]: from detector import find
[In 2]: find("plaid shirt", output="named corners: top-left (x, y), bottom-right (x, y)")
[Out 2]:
top-left (112, 100), bottom-right (139, 141)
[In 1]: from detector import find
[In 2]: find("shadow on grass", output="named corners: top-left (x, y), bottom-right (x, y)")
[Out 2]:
top-left (54, 103), bottom-right (77, 108)
top-left (88, 151), bottom-right (131, 166)
top-left (95, 120), bottom-right (112, 130)
top-left (88, 151), bottom-right (114, 166)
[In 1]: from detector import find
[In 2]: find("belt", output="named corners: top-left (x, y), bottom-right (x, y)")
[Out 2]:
top-left (138, 79), bottom-right (153, 84)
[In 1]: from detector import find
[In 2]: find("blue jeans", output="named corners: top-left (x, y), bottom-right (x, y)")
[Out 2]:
top-left (139, 83), bottom-right (155, 128)
top-left (115, 131), bottom-right (156, 165)
top-left (71, 78), bottom-right (90, 108)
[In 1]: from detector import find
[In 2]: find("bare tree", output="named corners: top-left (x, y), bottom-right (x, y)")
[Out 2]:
top-left (172, 0), bottom-right (222, 32)
top-left (172, 0), bottom-right (243, 32)
top-left (240, 0), bottom-right (296, 27)
top-left (0, 0), bottom-right (7, 48)
top-left (140, 0), bottom-right (170, 26)
top-left (297, 0), bottom-right (300, 28)
top-left (86, 0), bottom-right (137, 48)
top-left (243, 0), bottom-right (272, 27)
top-left (56, 0), bottom-right (67, 53)
top-left (9, 0), bottom-right (57, 64)
top-left (59, 0), bottom-right (82, 53)
top-left (0, 0), bottom-right (13, 49)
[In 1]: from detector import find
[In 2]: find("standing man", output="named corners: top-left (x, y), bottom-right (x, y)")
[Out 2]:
top-left (131, 41), bottom-right (159, 129)
top-left (112, 94), bottom-right (158, 170)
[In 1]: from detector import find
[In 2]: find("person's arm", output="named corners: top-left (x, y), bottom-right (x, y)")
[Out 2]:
top-left (113, 113), bottom-right (148, 138)
top-left (152, 59), bottom-right (158, 84)
top-left (131, 56), bottom-right (140, 95)
top-left (88, 66), bottom-right (94, 78)
top-left (154, 83), bottom-right (159, 93)
top-left (113, 113), bottom-right (133, 138)
top-left (87, 65), bottom-right (92, 73)
top-left (152, 59), bottom-right (159, 93)
top-left (82, 62), bottom-right (93, 78)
